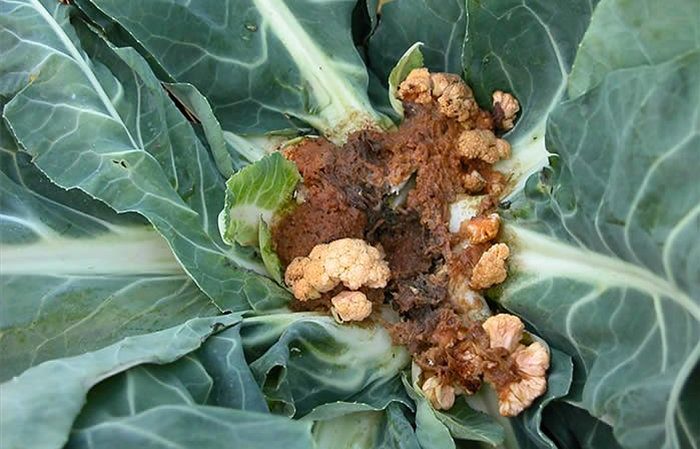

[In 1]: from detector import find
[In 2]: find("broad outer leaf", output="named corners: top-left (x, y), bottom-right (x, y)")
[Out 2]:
top-left (0, 0), bottom-right (290, 311)
top-left (72, 325), bottom-right (267, 431)
top-left (568, 0), bottom-right (700, 98)
top-left (84, 0), bottom-right (389, 140)
top-left (368, 0), bottom-right (466, 86)
top-left (402, 375), bottom-right (504, 448)
top-left (162, 82), bottom-right (280, 177)
top-left (241, 312), bottom-right (410, 417)
top-left (73, 356), bottom-right (217, 429)
top-left (67, 405), bottom-right (314, 449)
top-left (499, 53), bottom-right (700, 449)
top-left (437, 398), bottom-right (505, 446)
top-left (302, 377), bottom-right (412, 421)
top-left (542, 403), bottom-right (624, 449)
top-left (193, 326), bottom-right (269, 412)
top-left (71, 0), bottom-right (173, 80)
top-left (412, 395), bottom-right (454, 449)
top-left (0, 314), bottom-right (240, 449)
top-left (73, 325), bottom-right (266, 434)
top-left (0, 125), bottom-right (217, 380)
top-left (162, 82), bottom-right (248, 177)
top-left (312, 405), bottom-right (421, 449)
top-left (463, 0), bottom-right (598, 196)
top-left (378, 403), bottom-right (423, 449)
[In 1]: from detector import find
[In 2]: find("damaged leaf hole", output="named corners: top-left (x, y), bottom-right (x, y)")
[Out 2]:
top-left (111, 159), bottom-right (128, 169)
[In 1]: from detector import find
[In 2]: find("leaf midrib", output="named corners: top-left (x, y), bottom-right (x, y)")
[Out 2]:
top-left (251, 0), bottom-right (381, 139)
top-left (508, 225), bottom-right (699, 319)
top-left (25, 0), bottom-right (139, 149)
top-left (0, 227), bottom-right (183, 276)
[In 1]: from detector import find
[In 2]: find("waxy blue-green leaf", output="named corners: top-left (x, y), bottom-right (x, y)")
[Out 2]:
top-left (219, 152), bottom-right (300, 247)
top-left (241, 312), bottom-right (410, 417)
top-left (2, 1), bottom-right (698, 449)
top-left (0, 124), bottom-right (218, 381)
top-left (376, 403), bottom-right (423, 449)
top-left (82, 0), bottom-right (390, 141)
top-left (72, 356), bottom-right (217, 430)
top-left (413, 397), bottom-right (453, 449)
top-left (73, 317), bottom-right (411, 448)
top-left (72, 325), bottom-right (267, 431)
top-left (67, 405), bottom-right (314, 449)
top-left (70, 0), bottom-right (173, 80)
top-left (541, 403), bottom-right (624, 449)
top-left (368, 0), bottom-right (466, 87)
top-left (302, 376), bottom-right (412, 421)
top-left (69, 318), bottom-right (411, 449)
top-left (162, 82), bottom-right (248, 177)
top-left (463, 0), bottom-right (599, 196)
top-left (160, 82), bottom-right (281, 176)
top-left (568, 0), bottom-right (700, 98)
top-left (313, 404), bottom-right (422, 449)
top-left (0, 0), bottom-right (290, 311)
top-left (499, 52), bottom-right (700, 449)
top-left (402, 375), bottom-right (504, 448)
top-left (0, 314), bottom-right (241, 449)
top-left (364, 0), bottom-right (381, 34)
top-left (194, 326), bottom-right (269, 412)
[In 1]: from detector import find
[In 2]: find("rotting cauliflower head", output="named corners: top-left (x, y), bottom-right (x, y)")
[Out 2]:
top-left (460, 213), bottom-right (501, 245)
top-left (470, 243), bottom-right (510, 290)
top-left (284, 238), bottom-right (391, 301)
top-left (482, 313), bottom-right (523, 353)
top-left (398, 69), bottom-right (481, 124)
top-left (396, 67), bottom-right (433, 104)
top-left (457, 129), bottom-right (511, 164)
top-left (492, 90), bottom-right (520, 131)
top-left (422, 375), bottom-right (456, 410)
top-left (418, 313), bottom-right (550, 417)
top-left (330, 290), bottom-right (373, 322)
top-left (483, 314), bottom-right (550, 416)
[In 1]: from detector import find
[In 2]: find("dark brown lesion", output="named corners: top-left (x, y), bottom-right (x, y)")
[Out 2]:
top-left (391, 272), bottom-right (448, 314)
top-left (270, 75), bottom-right (516, 400)
top-left (389, 306), bottom-right (520, 395)
top-left (272, 103), bottom-right (504, 299)
top-left (273, 140), bottom-right (368, 267)
top-left (370, 210), bottom-right (439, 280)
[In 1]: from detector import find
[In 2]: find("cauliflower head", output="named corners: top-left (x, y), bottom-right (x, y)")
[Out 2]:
top-left (460, 213), bottom-right (501, 245)
top-left (492, 90), bottom-right (520, 131)
top-left (470, 243), bottom-right (510, 290)
top-left (397, 69), bottom-right (480, 123)
top-left (457, 129), bottom-right (511, 164)
top-left (422, 375), bottom-right (456, 410)
top-left (330, 290), bottom-right (373, 322)
top-left (482, 314), bottom-right (524, 353)
top-left (482, 314), bottom-right (550, 417)
top-left (284, 238), bottom-right (391, 301)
